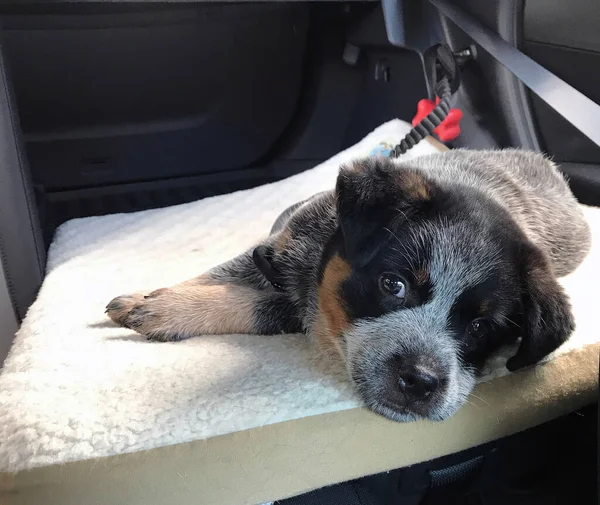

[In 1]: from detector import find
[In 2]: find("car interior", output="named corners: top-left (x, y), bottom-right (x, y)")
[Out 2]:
top-left (0, 0), bottom-right (598, 504)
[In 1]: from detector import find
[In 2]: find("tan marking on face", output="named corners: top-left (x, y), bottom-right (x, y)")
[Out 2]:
top-left (414, 267), bottom-right (429, 286)
top-left (402, 171), bottom-right (431, 201)
top-left (478, 300), bottom-right (491, 317)
top-left (274, 227), bottom-right (291, 254)
top-left (313, 254), bottom-right (352, 358)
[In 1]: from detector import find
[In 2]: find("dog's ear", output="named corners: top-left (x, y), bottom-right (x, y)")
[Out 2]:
top-left (336, 157), bottom-right (434, 267)
top-left (507, 242), bottom-right (575, 371)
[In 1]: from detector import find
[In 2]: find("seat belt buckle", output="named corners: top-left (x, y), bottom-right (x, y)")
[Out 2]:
top-left (423, 43), bottom-right (473, 98)
top-left (412, 43), bottom-right (472, 142)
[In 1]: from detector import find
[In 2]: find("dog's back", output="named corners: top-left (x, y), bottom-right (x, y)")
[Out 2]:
top-left (404, 149), bottom-right (591, 276)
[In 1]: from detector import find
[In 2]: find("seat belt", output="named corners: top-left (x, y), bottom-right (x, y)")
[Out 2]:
top-left (428, 0), bottom-right (600, 148)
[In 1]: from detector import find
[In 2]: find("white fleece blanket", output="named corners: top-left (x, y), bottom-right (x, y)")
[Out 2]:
top-left (1, 120), bottom-right (599, 473)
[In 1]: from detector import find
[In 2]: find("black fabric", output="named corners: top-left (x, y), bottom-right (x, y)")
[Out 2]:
top-left (276, 480), bottom-right (380, 505)
top-left (429, 456), bottom-right (484, 488)
top-left (0, 31), bottom-right (45, 322)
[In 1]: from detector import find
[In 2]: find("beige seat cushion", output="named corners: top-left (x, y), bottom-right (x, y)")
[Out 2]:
top-left (1, 120), bottom-right (598, 505)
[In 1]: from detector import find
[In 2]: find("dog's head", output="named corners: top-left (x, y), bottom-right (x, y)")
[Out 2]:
top-left (315, 156), bottom-right (574, 422)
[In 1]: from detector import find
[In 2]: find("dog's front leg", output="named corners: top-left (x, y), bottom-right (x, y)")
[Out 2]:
top-left (105, 250), bottom-right (300, 341)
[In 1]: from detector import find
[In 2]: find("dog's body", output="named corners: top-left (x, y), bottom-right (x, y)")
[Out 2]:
top-left (107, 149), bottom-right (591, 422)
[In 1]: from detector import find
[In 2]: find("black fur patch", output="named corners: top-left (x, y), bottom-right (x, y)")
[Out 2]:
top-left (507, 241), bottom-right (575, 371)
top-left (448, 276), bottom-right (520, 369)
top-left (339, 233), bottom-right (435, 320)
top-left (254, 294), bottom-right (303, 334)
top-left (336, 158), bottom-right (438, 268)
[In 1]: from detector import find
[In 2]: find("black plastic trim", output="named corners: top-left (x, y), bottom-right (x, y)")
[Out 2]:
top-left (0, 28), bottom-right (45, 322)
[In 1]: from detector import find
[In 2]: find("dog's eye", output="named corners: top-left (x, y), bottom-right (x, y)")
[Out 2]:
top-left (380, 274), bottom-right (406, 300)
top-left (467, 318), bottom-right (490, 338)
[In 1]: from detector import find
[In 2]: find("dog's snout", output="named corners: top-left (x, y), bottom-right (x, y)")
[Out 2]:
top-left (396, 362), bottom-right (439, 402)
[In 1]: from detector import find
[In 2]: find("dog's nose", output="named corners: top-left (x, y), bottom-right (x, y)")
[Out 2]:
top-left (397, 365), bottom-right (439, 401)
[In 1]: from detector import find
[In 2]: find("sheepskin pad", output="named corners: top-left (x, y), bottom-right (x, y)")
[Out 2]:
top-left (1, 120), bottom-right (599, 474)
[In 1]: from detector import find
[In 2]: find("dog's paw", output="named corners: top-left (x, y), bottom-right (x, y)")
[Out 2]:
top-left (105, 293), bottom-right (146, 326)
top-left (106, 289), bottom-right (187, 342)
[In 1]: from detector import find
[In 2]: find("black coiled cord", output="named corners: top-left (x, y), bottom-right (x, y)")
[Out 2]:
top-left (389, 76), bottom-right (452, 158)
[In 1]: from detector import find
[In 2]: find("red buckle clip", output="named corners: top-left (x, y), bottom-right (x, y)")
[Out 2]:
top-left (411, 97), bottom-right (463, 142)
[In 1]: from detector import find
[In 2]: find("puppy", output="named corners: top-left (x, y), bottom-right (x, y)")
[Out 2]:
top-left (106, 149), bottom-right (591, 422)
